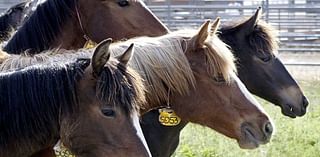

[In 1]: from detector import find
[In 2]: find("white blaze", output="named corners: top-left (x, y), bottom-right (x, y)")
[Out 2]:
top-left (132, 111), bottom-right (152, 157)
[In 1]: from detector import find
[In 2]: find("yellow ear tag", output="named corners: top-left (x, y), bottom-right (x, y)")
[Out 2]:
top-left (54, 140), bottom-right (75, 157)
top-left (83, 40), bottom-right (97, 49)
top-left (158, 107), bottom-right (181, 126)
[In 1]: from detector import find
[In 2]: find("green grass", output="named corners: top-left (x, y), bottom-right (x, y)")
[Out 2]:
top-left (172, 80), bottom-right (320, 157)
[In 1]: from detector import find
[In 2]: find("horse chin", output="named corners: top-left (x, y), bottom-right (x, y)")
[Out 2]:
top-left (238, 128), bottom-right (262, 149)
top-left (279, 102), bottom-right (308, 118)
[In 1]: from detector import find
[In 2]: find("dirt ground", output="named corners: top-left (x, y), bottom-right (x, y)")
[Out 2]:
top-left (279, 52), bottom-right (320, 81)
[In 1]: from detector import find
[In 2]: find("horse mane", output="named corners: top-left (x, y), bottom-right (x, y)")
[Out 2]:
top-left (109, 30), bottom-right (236, 105)
top-left (3, 0), bottom-right (77, 54)
top-left (0, 48), bottom-right (146, 156)
top-left (220, 17), bottom-right (279, 56)
top-left (0, 58), bottom-right (88, 157)
top-left (0, 49), bottom-right (90, 71)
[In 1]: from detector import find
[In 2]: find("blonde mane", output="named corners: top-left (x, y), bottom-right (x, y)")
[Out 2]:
top-left (204, 33), bottom-right (237, 82)
top-left (0, 49), bottom-right (93, 72)
top-left (110, 30), bottom-right (236, 105)
top-left (110, 34), bottom-right (195, 106)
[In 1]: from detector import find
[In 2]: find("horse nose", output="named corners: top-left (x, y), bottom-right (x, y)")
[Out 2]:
top-left (302, 96), bottom-right (309, 108)
top-left (263, 121), bottom-right (273, 138)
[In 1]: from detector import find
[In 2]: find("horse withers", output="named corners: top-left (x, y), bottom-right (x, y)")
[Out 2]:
top-left (0, 39), bottom-right (150, 157)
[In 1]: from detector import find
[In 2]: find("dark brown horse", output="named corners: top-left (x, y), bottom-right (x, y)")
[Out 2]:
top-left (140, 8), bottom-right (309, 157)
top-left (3, 0), bottom-right (168, 54)
top-left (0, 39), bottom-right (150, 157)
top-left (0, 1), bottom-right (30, 42)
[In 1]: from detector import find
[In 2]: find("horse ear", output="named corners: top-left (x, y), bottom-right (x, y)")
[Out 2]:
top-left (210, 17), bottom-right (221, 36)
top-left (92, 38), bottom-right (112, 77)
top-left (116, 43), bottom-right (134, 66)
top-left (190, 20), bottom-right (211, 48)
top-left (241, 7), bottom-right (262, 34)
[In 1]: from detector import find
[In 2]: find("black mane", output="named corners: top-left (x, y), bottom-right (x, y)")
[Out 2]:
top-left (3, 0), bottom-right (77, 54)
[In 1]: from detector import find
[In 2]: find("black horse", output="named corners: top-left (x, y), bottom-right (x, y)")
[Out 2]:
top-left (140, 7), bottom-right (309, 157)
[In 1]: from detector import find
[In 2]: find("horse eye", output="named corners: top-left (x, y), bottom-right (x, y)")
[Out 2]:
top-left (259, 55), bottom-right (272, 62)
top-left (213, 75), bottom-right (225, 83)
top-left (101, 108), bottom-right (116, 117)
top-left (117, 0), bottom-right (129, 7)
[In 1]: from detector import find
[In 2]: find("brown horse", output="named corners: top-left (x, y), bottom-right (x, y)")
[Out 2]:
top-left (3, 0), bottom-right (168, 54)
top-left (0, 39), bottom-right (150, 157)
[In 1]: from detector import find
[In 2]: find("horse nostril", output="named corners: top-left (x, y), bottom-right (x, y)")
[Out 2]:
top-left (302, 96), bottom-right (309, 108)
top-left (263, 122), bottom-right (273, 137)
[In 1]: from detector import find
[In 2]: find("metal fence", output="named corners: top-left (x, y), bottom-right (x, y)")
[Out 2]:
top-left (0, 0), bottom-right (21, 12)
top-left (145, 0), bottom-right (320, 53)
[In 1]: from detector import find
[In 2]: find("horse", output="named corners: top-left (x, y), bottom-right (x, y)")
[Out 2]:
top-left (0, 1), bottom-right (30, 42)
top-left (219, 7), bottom-right (308, 118)
top-left (0, 39), bottom-right (151, 157)
top-left (0, 19), bottom-right (273, 156)
top-left (108, 18), bottom-right (273, 150)
top-left (139, 8), bottom-right (309, 157)
top-left (3, 0), bottom-right (169, 54)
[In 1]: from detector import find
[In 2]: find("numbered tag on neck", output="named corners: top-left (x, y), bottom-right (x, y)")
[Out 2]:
top-left (158, 107), bottom-right (181, 126)
top-left (54, 140), bottom-right (75, 157)
top-left (84, 40), bottom-right (97, 49)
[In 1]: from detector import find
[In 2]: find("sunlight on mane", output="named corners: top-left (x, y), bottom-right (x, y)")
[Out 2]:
top-left (110, 34), bottom-right (195, 105)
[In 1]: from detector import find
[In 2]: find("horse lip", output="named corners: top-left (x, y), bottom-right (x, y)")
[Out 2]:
top-left (243, 128), bottom-right (259, 147)
top-left (280, 104), bottom-right (297, 118)
top-left (281, 103), bottom-right (307, 118)
top-left (239, 124), bottom-right (261, 149)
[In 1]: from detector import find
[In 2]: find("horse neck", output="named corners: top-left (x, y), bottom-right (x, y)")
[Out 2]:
top-left (50, 17), bottom-right (87, 50)
top-left (3, 0), bottom-right (87, 54)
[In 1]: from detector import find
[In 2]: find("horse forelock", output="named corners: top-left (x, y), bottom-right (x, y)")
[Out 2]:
top-left (110, 34), bottom-right (195, 106)
top-left (97, 61), bottom-right (146, 116)
top-left (249, 20), bottom-right (279, 56)
top-left (204, 34), bottom-right (237, 83)
top-left (220, 17), bottom-right (279, 56)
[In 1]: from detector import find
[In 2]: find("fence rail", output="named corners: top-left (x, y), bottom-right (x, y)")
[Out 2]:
top-left (0, 0), bottom-right (320, 53)
top-left (146, 0), bottom-right (320, 53)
